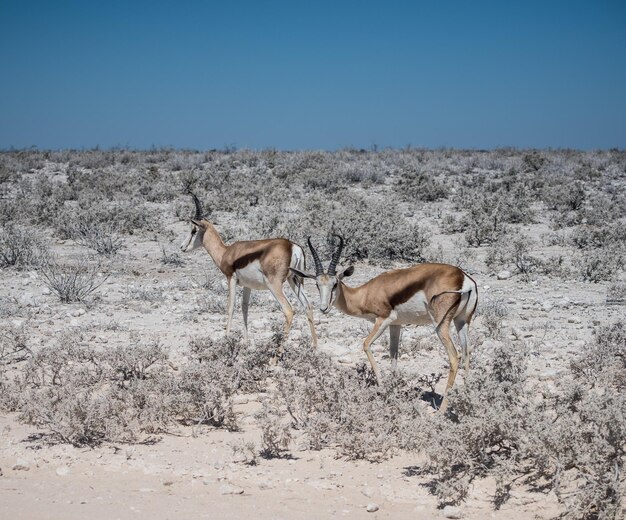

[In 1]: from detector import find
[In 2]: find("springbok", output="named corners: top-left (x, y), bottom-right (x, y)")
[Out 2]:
top-left (291, 235), bottom-right (478, 408)
top-left (180, 192), bottom-right (318, 352)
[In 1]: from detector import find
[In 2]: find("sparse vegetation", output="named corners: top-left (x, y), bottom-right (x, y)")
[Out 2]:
top-left (39, 255), bottom-right (110, 303)
top-left (0, 224), bottom-right (47, 268)
top-left (1, 148), bottom-right (625, 519)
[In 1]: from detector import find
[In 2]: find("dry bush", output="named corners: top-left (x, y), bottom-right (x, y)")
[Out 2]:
top-left (394, 168), bottom-right (448, 202)
top-left (39, 255), bottom-right (110, 303)
top-left (274, 342), bottom-right (425, 462)
top-left (448, 182), bottom-right (535, 246)
top-left (53, 199), bottom-right (164, 238)
top-left (422, 342), bottom-right (531, 506)
top-left (66, 220), bottom-right (124, 255)
top-left (188, 333), bottom-right (274, 394)
top-left (421, 327), bottom-right (626, 519)
top-left (574, 246), bottom-right (624, 283)
top-left (544, 180), bottom-right (586, 212)
top-left (0, 224), bottom-right (47, 268)
top-left (570, 223), bottom-right (626, 251)
top-left (478, 297), bottom-right (508, 338)
top-left (160, 246), bottom-right (184, 266)
top-left (485, 232), bottom-right (541, 277)
top-left (606, 282), bottom-right (626, 306)
top-left (568, 224), bottom-right (626, 282)
top-left (0, 331), bottom-right (277, 446)
top-left (257, 402), bottom-right (293, 458)
top-left (531, 384), bottom-right (625, 520)
top-left (571, 322), bottom-right (626, 392)
top-left (246, 192), bottom-right (431, 263)
top-left (230, 440), bottom-right (258, 465)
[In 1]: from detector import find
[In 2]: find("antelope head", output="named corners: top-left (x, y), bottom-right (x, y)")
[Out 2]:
top-left (290, 234), bottom-right (354, 313)
top-left (180, 191), bottom-right (208, 252)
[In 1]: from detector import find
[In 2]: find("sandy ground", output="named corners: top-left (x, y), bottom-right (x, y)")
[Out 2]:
top-left (1, 216), bottom-right (621, 519)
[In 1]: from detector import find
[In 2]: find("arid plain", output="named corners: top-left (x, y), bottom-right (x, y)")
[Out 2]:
top-left (1, 148), bottom-right (624, 519)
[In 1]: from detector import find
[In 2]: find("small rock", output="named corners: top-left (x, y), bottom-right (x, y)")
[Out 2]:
top-left (567, 317), bottom-right (582, 324)
top-left (361, 487), bottom-right (375, 498)
top-left (12, 460), bottom-right (30, 471)
top-left (443, 505), bottom-right (462, 518)
top-left (539, 369), bottom-right (563, 381)
top-left (55, 466), bottom-right (70, 476)
top-left (257, 479), bottom-right (274, 490)
top-left (233, 396), bottom-right (249, 405)
top-left (19, 294), bottom-right (36, 307)
top-left (366, 503), bottom-right (379, 513)
top-left (497, 270), bottom-right (512, 280)
top-left (42, 287), bottom-right (51, 295)
top-left (219, 483), bottom-right (244, 495)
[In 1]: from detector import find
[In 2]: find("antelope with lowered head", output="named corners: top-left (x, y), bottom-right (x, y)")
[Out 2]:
top-left (180, 192), bottom-right (318, 353)
top-left (291, 235), bottom-right (478, 409)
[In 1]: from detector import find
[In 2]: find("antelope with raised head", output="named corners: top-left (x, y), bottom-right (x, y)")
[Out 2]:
top-left (180, 192), bottom-right (318, 352)
top-left (291, 235), bottom-right (478, 409)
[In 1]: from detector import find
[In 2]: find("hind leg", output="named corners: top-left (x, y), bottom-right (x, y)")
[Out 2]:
top-left (241, 287), bottom-right (251, 343)
top-left (454, 316), bottom-right (471, 372)
top-left (430, 294), bottom-right (462, 412)
top-left (389, 325), bottom-right (401, 371)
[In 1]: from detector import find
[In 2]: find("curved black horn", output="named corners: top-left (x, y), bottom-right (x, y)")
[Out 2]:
top-left (189, 192), bottom-right (204, 220)
top-left (327, 234), bottom-right (344, 276)
top-left (307, 237), bottom-right (324, 276)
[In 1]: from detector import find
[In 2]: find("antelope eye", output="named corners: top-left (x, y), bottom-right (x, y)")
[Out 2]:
top-left (191, 228), bottom-right (197, 235)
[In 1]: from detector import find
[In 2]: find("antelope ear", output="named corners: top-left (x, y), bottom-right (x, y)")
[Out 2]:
top-left (290, 267), bottom-right (316, 279)
top-left (340, 265), bottom-right (355, 278)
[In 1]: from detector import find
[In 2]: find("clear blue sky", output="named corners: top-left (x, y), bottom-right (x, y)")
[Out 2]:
top-left (1, 1), bottom-right (625, 150)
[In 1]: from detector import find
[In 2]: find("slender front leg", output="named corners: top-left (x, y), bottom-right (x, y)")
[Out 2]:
top-left (363, 312), bottom-right (397, 384)
top-left (288, 277), bottom-right (318, 348)
top-left (225, 276), bottom-right (237, 336)
top-left (389, 325), bottom-right (401, 371)
top-left (241, 286), bottom-right (251, 343)
top-left (265, 277), bottom-right (294, 363)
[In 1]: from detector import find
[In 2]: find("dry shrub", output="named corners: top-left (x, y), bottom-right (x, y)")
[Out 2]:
top-left (274, 342), bottom-right (425, 462)
top-left (395, 168), bottom-right (448, 202)
top-left (66, 220), bottom-right (124, 255)
top-left (422, 327), bottom-right (626, 519)
top-left (0, 224), bottom-right (47, 268)
top-left (606, 282), bottom-right (626, 306)
top-left (571, 322), bottom-right (626, 392)
top-left (574, 246), bottom-right (624, 282)
top-left (478, 297), bottom-right (508, 338)
top-left (257, 402), bottom-right (293, 458)
top-left (422, 342), bottom-right (531, 506)
top-left (531, 386), bottom-right (625, 520)
top-left (39, 255), bottom-right (110, 303)
top-left (0, 331), bottom-right (275, 446)
top-left (485, 232), bottom-right (541, 277)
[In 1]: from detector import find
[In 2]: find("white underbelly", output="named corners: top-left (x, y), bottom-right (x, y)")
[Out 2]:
top-left (392, 291), bottom-right (431, 325)
top-left (235, 261), bottom-right (268, 290)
